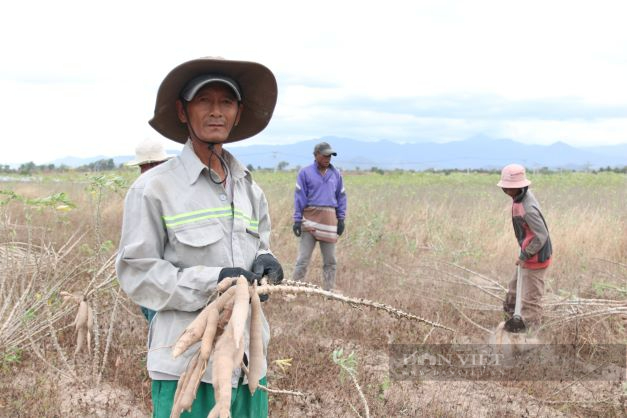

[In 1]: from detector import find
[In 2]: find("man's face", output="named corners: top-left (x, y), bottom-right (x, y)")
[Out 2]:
top-left (315, 152), bottom-right (332, 168)
top-left (501, 187), bottom-right (520, 198)
top-left (139, 161), bottom-right (163, 174)
top-left (176, 83), bottom-right (242, 144)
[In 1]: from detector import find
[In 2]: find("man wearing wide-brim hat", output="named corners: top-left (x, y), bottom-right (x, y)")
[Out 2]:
top-left (116, 57), bottom-right (284, 418)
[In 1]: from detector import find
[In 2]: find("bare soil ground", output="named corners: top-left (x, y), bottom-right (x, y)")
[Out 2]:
top-left (263, 294), bottom-right (626, 417)
top-left (1, 171), bottom-right (625, 417)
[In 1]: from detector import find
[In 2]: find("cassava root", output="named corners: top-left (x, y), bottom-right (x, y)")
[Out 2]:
top-left (169, 277), bottom-right (452, 417)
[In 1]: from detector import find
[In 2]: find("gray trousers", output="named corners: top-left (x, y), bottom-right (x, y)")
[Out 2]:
top-left (504, 266), bottom-right (547, 327)
top-left (293, 230), bottom-right (337, 291)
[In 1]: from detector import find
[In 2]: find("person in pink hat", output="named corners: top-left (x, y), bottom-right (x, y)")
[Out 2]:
top-left (498, 163), bottom-right (552, 332)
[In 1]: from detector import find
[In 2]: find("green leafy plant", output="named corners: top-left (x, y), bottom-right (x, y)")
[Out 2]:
top-left (332, 348), bottom-right (370, 418)
top-left (1, 348), bottom-right (23, 371)
top-left (85, 174), bottom-right (128, 259)
top-left (0, 190), bottom-right (75, 210)
top-left (378, 376), bottom-right (391, 400)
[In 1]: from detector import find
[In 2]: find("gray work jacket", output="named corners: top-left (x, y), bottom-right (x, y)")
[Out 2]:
top-left (116, 140), bottom-right (271, 387)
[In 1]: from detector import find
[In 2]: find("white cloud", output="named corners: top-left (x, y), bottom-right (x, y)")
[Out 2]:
top-left (1, 0), bottom-right (626, 164)
top-left (500, 118), bottom-right (627, 147)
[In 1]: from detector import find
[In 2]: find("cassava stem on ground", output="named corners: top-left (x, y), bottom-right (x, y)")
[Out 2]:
top-left (258, 283), bottom-right (454, 332)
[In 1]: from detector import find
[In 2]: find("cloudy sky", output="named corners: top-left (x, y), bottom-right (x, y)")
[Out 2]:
top-left (2, 0), bottom-right (626, 165)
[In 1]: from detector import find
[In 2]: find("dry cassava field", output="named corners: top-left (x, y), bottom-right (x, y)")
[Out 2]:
top-left (1, 169), bottom-right (626, 417)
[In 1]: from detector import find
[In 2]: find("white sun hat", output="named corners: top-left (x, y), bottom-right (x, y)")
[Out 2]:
top-left (126, 137), bottom-right (174, 166)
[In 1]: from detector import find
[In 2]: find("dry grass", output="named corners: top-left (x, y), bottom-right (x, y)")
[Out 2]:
top-left (0, 169), bottom-right (626, 417)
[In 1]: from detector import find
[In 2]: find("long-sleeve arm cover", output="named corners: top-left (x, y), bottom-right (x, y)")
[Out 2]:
top-left (521, 203), bottom-right (550, 258)
top-left (335, 171), bottom-right (347, 220)
top-left (293, 168), bottom-right (309, 221)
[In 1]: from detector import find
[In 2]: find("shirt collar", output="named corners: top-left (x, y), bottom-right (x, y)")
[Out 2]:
top-left (180, 139), bottom-right (249, 185)
top-left (220, 149), bottom-right (248, 180)
top-left (312, 161), bottom-right (335, 171)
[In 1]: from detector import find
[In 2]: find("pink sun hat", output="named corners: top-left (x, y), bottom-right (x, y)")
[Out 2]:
top-left (497, 163), bottom-right (532, 188)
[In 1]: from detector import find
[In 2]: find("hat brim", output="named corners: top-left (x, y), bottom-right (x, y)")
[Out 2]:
top-left (497, 179), bottom-right (531, 188)
top-left (126, 156), bottom-right (174, 167)
top-left (149, 58), bottom-right (278, 144)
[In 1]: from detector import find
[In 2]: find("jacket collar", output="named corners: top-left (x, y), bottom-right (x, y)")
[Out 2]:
top-left (513, 187), bottom-right (529, 203)
top-left (180, 139), bottom-right (249, 185)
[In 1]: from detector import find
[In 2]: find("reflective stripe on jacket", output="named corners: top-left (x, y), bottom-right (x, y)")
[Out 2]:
top-left (116, 140), bottom-right (271, 387)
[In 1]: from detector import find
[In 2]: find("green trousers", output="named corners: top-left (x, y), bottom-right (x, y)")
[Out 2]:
top-left (152, 377), bottom-right (268, 418)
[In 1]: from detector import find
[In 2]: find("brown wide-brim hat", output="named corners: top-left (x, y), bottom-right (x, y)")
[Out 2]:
top-left (149, 57), bottom-right (278, 144)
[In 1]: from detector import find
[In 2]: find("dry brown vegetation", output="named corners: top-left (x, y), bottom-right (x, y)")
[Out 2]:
top-left (0, 170), bottom-right (625, 417)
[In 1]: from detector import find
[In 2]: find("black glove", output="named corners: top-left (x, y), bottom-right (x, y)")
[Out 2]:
top-left (337, 219), bottom-right (345, 236)
top-left (252, 254), bottom-right (284, 285)
top-left (218, 267), bottom-right (261, 285)
top-left (292, 221), bottom-right (302, 237)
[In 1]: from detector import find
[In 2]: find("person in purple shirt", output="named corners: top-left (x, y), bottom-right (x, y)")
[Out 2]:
top-left (292, 142), bottom-right (347, 290)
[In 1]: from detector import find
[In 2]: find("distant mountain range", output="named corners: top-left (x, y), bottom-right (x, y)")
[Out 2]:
top-left (50, 136), bottom-right (626, 171)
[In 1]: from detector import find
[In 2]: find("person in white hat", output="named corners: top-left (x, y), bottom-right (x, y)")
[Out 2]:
top-left (125, 137), bottom-right (175, 324)
top-left (126, 137), bottom-right (174, 174)
top-left (497, 163), bottom-right (552, 332)
top-left (116, 57), bottom-right (283, 417)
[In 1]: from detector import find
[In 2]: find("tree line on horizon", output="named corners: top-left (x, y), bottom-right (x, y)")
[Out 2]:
top-left (1, 159), bottom-right (626, 176)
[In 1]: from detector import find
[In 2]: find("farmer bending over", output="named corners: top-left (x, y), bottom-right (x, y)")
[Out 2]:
top-left (498, 163), bottom-right (552, 332)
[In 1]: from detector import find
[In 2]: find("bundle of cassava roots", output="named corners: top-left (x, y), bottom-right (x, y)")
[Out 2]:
top-left (168, 276), bottom-right (453, 418)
